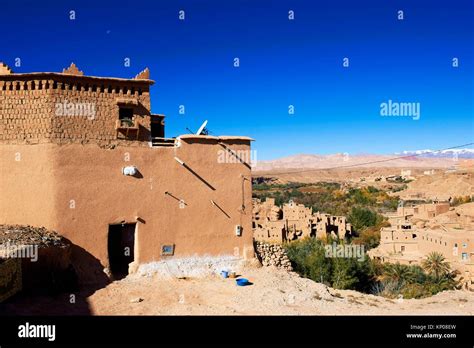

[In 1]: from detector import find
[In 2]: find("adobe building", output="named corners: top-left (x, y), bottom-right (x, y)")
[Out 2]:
top-left (369, 202), bottom-right (474, 289)
top-left (253, 198), bottom-right (352, 243)
top-left (0, 62), bottom-right (254, 282)
top-left (397, 202), bottom-right (450, 220)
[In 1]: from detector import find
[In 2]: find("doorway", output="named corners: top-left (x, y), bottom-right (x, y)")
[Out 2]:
top-left (108, 223), bottom-right (136, 279)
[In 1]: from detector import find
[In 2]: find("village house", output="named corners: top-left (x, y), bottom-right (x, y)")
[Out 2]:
top-left (253, 198), bottom-right (352, 243)
top-left (0, 62), bottom-right (255, 282)
top-left (369, 202), bottom-right (474, 289)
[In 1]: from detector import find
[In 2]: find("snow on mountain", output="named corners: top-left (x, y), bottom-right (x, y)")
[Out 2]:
top-left (399, 148), bottom-right (474, 159)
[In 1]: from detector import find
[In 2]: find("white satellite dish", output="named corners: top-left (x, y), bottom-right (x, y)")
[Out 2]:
top-left (196, 120), bottom-right (208, 135)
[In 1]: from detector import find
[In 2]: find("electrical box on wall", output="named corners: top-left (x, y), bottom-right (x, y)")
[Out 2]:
top-left (235, 225), bottom-right (242, 236)
top-left (161, 244), bottom-right (175, 256)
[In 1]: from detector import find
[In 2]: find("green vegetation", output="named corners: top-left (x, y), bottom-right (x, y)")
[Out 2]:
top-left (284, 239), bottom-right (459, 299)
top-left (375, 252), bottom-right (459, 298)
top-left (284, 238), bottom-right (376, 293)
top-left (253, 182), bottom-right (399, 216)
top-left (252, 182), bottom-right (309, 206)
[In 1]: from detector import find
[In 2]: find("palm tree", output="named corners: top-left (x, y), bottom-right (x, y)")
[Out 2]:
top-left (382, 263), bottom-right (415, 283)
top-left (422, 252), bottom-right (451, 280)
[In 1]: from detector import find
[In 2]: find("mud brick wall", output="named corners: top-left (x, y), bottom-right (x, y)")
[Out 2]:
top-left (0, 77), bottom-right (153, 147)
top-left (0, 80), bottom-right (52, 144)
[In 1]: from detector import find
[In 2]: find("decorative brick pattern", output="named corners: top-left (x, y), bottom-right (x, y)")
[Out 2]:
top-left (0, 67), bottom-right (154, 147)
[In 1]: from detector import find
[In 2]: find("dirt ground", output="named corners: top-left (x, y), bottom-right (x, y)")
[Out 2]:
top-left (5, 266), bottom-right (472, 315)
top-left (5, 267), bottom-right (474, 315)
top-left (89, 267), bottom-right (474, 315)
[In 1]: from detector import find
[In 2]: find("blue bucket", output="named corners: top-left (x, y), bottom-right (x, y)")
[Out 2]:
top-left (236, 278), bottom-right (249, 286)
top-left (221, 270), bottom-right (229, 278)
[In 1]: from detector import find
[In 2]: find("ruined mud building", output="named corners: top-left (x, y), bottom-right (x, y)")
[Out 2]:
top-left (253, 198), bottom-right (352, 243)
top-left (0, 62), bottom-right (254, 282)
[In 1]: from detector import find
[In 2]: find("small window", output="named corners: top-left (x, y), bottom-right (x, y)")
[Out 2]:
top-left (161, 244), bottom-right (175, 256)
top-left (401, 246), bottom-right (405, 252)
top-left (461, 253), bottom-right (468, 261)
top-left (463, 243), bottom-right (467, 248)
top-left (119, 107), bottom-right (133, 120)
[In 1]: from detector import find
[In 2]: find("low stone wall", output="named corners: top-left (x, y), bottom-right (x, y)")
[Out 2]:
top-left (254, 241), bottom-right (293, 271)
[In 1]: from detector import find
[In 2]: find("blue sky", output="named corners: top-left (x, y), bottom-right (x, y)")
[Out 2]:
top-left (1, 0), bottom-right (473, 159)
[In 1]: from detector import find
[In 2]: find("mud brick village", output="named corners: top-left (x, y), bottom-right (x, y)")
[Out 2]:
top-left (1, 62), bottom-right (473, 315)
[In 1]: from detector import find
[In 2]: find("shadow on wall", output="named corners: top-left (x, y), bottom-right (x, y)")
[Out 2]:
top-left (0, 239), bottom-right (110, 316)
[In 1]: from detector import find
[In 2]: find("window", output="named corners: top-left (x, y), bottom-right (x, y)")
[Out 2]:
top-left (401, 246), bottom-right (405, 252)
top-left (118, 107), bottom-right (135, 128)
top-left (463, 243), bottom-right (468, 248)
top-left (119, 107), bottom-right (133, 121)
top-left (462, 253), bottom-right (468, 261)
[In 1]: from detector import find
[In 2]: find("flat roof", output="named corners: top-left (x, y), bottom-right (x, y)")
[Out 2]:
top-left (178, 134), bottom-right (254, 141)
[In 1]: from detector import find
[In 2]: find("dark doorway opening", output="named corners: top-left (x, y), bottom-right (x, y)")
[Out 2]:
top-left (108, 223), bottom-right (135, 280)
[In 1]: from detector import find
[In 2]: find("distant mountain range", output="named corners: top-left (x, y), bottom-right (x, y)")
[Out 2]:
top-left (397, 148), bottom-right (474, 159)
top-left (254, 149), bottom-right (474, 172)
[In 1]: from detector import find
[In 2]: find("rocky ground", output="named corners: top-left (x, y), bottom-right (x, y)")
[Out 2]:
top-left (0, 225), bottom-right (67, 248)
top-left (87, 267), bottom-right (474, 315)
top-left (4, 266), bottom-right (473, 315)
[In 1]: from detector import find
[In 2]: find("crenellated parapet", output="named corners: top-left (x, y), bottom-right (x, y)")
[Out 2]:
top-left (0, 63), bottom-right (160, 146)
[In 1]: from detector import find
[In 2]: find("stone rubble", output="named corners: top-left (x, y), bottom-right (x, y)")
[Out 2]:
top-left (0, 224), bottom-right (67, 248)
top-left (255, 241), bottom-right (293, 271)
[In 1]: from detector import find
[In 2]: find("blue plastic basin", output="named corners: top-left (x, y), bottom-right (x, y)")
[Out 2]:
top-left (236, 278), bottom-right (249, 286)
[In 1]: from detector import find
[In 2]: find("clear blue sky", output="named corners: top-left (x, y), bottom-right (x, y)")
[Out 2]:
top-left (1, 0), bottom-right (473, 159)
